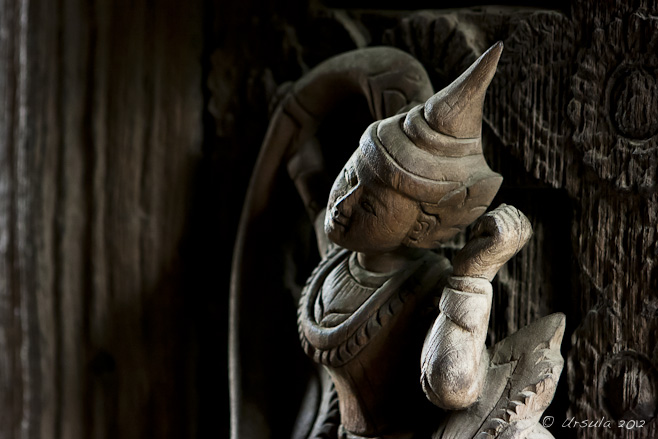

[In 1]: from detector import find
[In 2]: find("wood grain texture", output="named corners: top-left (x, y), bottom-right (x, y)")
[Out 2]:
top-left (0, 0), bottom-right (203, 437)
top-left (214, 1), bottom-right (656, 438)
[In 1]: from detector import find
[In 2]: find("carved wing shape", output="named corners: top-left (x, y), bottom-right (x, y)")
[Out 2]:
top-left (435, 313), bottom-right (565, 439)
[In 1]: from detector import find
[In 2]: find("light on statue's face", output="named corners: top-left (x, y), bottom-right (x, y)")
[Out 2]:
top-left (324, 150), bottom-right (420, 254)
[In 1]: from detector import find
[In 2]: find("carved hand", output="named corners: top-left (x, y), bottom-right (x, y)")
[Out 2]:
top-left (452, 204), bottom-right (532, 281)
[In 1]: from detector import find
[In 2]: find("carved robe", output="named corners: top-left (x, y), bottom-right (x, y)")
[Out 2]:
top-left (297, 246), bottom-right (491, 439)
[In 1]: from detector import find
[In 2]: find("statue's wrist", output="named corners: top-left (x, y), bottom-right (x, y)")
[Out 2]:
top-left (452, 262), bottom-right (501, 282)
top-left (447, 275), bottom-right (492, 295)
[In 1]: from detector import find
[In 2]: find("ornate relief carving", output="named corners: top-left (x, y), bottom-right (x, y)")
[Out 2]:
top-left (487, 11), bottom-right (576, 188)
top-left (223, 3), bottom-right (658, 439)
top-left (569, 306), bottom-right (658, 426)
top-left (568, 12), bottom-right (658, 191)
top-left (378, 8), bottom-right (658, 438)
top-left (287, 44), bottom-right (564, 439)
top-left (599, 351), bottom-right (658, 421)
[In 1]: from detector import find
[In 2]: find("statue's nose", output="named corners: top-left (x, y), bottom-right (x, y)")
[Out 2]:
top-left (333, 203), bottom-right (350, 221)
top-left (335, 186), bottom-right (359, 217)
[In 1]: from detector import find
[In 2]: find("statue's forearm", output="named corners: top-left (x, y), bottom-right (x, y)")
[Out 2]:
top-left (420, 276), bottom-right (492, 410)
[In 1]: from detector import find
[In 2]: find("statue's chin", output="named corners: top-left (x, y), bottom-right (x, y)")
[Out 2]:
top-left (328, 234), bottom-right (398, 255)
top-left (325, 226), bottom-right (358, 252)
top-left (325, 216), bottom-right (409, 254)
top-left (324, 217), bottom-right (348, 243)
top-left (325, 227), bottom-right (354, 251)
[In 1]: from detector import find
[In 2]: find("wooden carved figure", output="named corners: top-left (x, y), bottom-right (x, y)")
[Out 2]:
top-left (230, 43), bottom-right (565, 439)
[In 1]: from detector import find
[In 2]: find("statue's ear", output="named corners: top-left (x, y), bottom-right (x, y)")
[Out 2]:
top-left (405, 210), bottom-right (439, 247)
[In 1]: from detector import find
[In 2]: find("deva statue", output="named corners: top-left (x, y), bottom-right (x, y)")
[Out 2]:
top-left (230, 43), bottom-right (566, 439)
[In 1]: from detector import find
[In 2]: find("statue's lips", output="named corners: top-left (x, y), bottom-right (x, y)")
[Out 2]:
top-left (329, 218), bottom-right (347, 230)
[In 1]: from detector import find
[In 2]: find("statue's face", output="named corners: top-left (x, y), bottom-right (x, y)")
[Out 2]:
top-left (324, 150), bottom-right (420, 253)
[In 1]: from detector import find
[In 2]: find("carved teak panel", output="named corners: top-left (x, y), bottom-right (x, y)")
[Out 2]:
top-left (384, 4), bottom-right (658, 437)
top-left (222, 1), bottom-right (657, 439)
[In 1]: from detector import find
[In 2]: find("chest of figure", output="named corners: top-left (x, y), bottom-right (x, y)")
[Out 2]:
top-left (298, 249), bottom-right (450, 436)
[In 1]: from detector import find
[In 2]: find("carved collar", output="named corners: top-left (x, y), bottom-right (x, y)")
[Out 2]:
top-left (298, 247), bottom-right (424, 367)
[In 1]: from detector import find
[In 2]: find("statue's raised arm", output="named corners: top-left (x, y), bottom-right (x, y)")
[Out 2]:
top-left (231, 42), bottom-right (565, 439)
top-left (296, 43), bottom-right (565, 439)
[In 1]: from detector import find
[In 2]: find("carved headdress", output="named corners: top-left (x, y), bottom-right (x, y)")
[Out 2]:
top-left (360, 43), bottom-right (504, 238)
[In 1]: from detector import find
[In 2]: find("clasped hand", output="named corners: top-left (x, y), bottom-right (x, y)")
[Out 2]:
top-left (452, 204), bottom-right (532, 282)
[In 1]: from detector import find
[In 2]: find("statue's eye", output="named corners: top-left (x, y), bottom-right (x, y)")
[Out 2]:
top-left (361, 201), bottom-right (375, 215)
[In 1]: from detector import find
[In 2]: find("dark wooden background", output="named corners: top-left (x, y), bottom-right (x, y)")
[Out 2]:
top-left (1, 0), bottom-right (655, 438)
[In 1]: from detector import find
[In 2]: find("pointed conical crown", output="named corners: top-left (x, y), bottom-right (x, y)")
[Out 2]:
top-left (359, 42), bottom-right (504, 205)
top-left (423, 41), bottom-right (503, 141)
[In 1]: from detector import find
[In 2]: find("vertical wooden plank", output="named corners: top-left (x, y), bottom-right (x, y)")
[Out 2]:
top-left (56, 2), bottom-right (88, 439)
top-left (88, 1), bottom-right (112, 437)
top-left (0, 0), bottom-right (204, 437)
top-left (83, 0), bottom-right (203, 437)
top-left (32, 0), bottom-right (59, 436)
top-left (0, 0), bottom-right (19, 436)
top-left (102, 2), bottom-right (148, 436)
